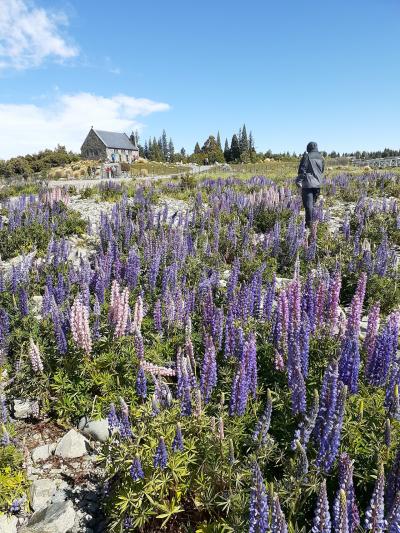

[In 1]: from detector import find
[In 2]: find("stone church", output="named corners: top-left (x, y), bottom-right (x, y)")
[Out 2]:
top-left (80, 127), bottom-right (139, 163)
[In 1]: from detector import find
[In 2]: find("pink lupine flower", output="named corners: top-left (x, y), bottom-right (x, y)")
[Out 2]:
top-left (141, 360), bottom-right (176, 376)
top-left (29, 338), bottom-right (43, 373)
top-left (70, 294), bottom-right (92, 355)
top-left (133, 295), bottom-right (143, 331)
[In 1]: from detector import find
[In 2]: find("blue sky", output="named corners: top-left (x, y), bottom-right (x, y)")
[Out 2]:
top-left (1, 0), bottom-right (399, 158)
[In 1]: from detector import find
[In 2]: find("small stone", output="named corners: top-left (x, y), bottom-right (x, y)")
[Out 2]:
top-left (52, 489), bottom-right (68, 503)
top-left (20, 500), bottom-right (76, 533)
top-left (55, 429), bottom-right (89, 459)
top-left (32, 443), bottom-right (56, 463)
top-left (29, 478), bottom-right (57, 511)
top-left (78, 417), bottom-right (110, 443)
top-left (0, 514), bottom-right (18, 533)
top-left (13, 399), bottom-right (39, 419)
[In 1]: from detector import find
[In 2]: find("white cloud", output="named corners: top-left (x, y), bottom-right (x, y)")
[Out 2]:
top-left (0, 0), bottom-right (78, 70)
top-left (0, 92), bottom-right (171, 158)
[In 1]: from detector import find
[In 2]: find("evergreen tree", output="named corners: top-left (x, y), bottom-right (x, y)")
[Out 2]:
top-left (194, 142), bottom-right (201, 154)
top-left (201, 135), bottom-right (224, 164)
top-left (217, 131), bottom-right (222, 150)
top-left (168, 138), bottom-right (175, 162)
top-left (161, 130), bottom-right (168, 160)
top-left (180, 147), bottom-right (186, 158)
top-left (240, 124), bottom-right (249, 154)
top-left (143, 140), bottom-right (149, 159)
top-left (249, 131), bottom-right (256, 162)
top-left (224, 138), bottom-right (231, 162)
top-left (230, 134), bottom-right (240, 162)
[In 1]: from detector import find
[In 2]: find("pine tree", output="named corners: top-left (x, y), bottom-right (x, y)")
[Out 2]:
top-left (217, 131), bottom-right (222, 150)
top-left (230, 134), bottom-right (240, 162)
top-left (161, 130), bottom-right (168, 160)
top-left (168, 138), bottom-right (175, 162)
top-left (180, 147), bottom-right (186, 158)
top-left (249, 131), bottom-right (256, 162)
top-left (201, 135), bottom-right (224, 164)
top-left (224, 138), bottom-right (231, 162)
top-left (240, 124), bottom-right (249, 154)
top-left (194, 142), bottom-right (201, 154)
top-left (144, 140), bottom-right (149, 159)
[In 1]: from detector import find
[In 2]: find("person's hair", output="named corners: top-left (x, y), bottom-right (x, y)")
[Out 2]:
top-left (307, 142), bottom-right (318, 153)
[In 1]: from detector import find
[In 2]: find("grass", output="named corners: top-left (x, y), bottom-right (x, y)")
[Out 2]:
top-left (129, 161), bottom-right (191, 177)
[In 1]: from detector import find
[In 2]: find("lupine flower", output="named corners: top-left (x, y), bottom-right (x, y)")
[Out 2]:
top-left (153, 437), bottom-right (168, 469)
top-left (387, 492), bottom-right (400, 533)
top-left (364, 302), bottom-right (380, 373)
top-left (153, 299), bottom-right (163, 334)
top-left (312, 480), bottom-right (331, 533)
top-left (119, 398), bottom-right (133, 439)
top-left (270, 493), bottom-right (288, 533)
top-left (386, 446), bottom-right (400, 515)
top-left (107, 403), bottom-right (119, 432)
top-left (29, 338), bottom-right (43, 373)
top-left (249, 462), bottom-right (269, 533)
top-left (385, 419), bottom-right (392, 448)
top-left (134, 329), bottom-right (144, 361)
top-left (293, 389), bottom-right (319, 449)
top-left (253, 389), bottom-right (273, 446)
top-left (70, 294), bottom-right (92, 354)
top-left (337, 489), bottom-right (349, 533)
top-left (136, 366), bottom-right (147, 399)
top-left (294, 439), bottom-right (309, 477)
top-left (172, 423), bottom-right (184, 452)
top-left (133, 295), bottom-right (143, 331)
top-left (200, 336), bottom-right (217, 403)
top-left (333, 453), bottom-right (360, 533)
top-left (129, 456), bottom-right (144, 481)
top-left (18, 287), bottom-right (29, 316)
top-left (218, 416), bottom-right (224, 440)
top-left (315, 382), bottom-right (347, 473)
top-left (365, 464), bottom-right (386, 532)
top-left (51, 301), bottom-right (67, 354)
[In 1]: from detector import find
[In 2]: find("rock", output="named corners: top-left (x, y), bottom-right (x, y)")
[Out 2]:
top-left (78, 417), bottom-right (110, 443)
top-left (20, 500), bottom-right (76, 533)
top-left (31, 443), bottom-right (57, 463)
top-left (51, 489), bottom-right (68, 504)
top-left (55, 429), bottom-right (89, 459)
top-left (30, 478), bottom-right (57, 511)
top-left (0, 514), bottom-right (18, 533)
top-left (13, 399), bottom-right (39, 419)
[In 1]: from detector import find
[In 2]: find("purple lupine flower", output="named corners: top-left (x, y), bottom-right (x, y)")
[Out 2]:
top-left (107, 403), bottom-right (119, 431)
top-left (136, 366), bottom-right (147, 399)
top-left (130, 456), bottom-right (144, 481)
top-left (326, 270), bottom-right (341, 331)
top-left (315, 381), bottom-right (347, 473)
top-left (300, 311), bottom-right (310, 378)
top-left (134, 329), bottom-right (144, 361)
top-left (0, 308), bottom-right (10, 353)
top-left (172, 423), bottom-right (184, 452)
top-left (293, 389), bottom-right (319, 450)
top-left (18, 287), bottom-right (29, 316)
top-left (119, 398), bottom-right (133, 439)
top-left (263, 275), bottom-right (276, 321)
top-left (386, 446), bottom-right (400, 515)
top-left (153, 299), bottom-right (163, 334)
top-left (387, 493), bottom-right (400, 533)
top-left (253, 389), bottom-right (272, 446)
top-left (153, 437), bottom-right (168, 469)
top-left (51, 301), bottom-right (67, 354)
top-left (365, 464), bottom-right (386, 532)
top-left (92, 295), bottom-right (101, 340)
top-left (364, 302), bottom-right (380, 372)
top-left (366, 312), bottom-right (399, 386)
top-left (249, 462), bottom-right (269, 533)
top-left (333, 453), bottom-right (360, 533)
top-left (180, 362), bottom-right (192, 416)
top-left (200, 335), bottom-right (217, 403)
top-left (312, 480), bottom-right (331, 533)
top-left (270, 493), bottom-right (288, 533)
top-left (41, 286), bottom-right (52, 316)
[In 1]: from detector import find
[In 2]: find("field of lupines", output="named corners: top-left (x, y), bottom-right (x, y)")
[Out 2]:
top-left (1, 169), bottom-right (400, 532)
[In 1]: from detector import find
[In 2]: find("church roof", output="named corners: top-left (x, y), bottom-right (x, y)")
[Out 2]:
top-left (94, 129), bottom-right (137, 150)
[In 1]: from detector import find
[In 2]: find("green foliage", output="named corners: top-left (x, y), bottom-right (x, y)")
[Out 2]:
top-left (0, 434), bottom-right (28, 512)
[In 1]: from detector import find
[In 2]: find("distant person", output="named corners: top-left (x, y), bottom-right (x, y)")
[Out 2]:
top-left (296, 142), bottom-right (325, 228)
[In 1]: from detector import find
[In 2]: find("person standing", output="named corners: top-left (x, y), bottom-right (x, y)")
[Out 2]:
top-left (296, 142), bottom-right (325, 228)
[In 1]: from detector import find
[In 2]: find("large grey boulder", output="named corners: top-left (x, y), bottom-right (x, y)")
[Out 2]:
top-left (13, 399), bottom-right (39, 419)
top-left (29, 478), bottom-right (57, 511)
top-left (78, 416), bottom-right (110, 443)
top-left (20, 500), bottom-right (75, 533)
top-left (55, 429), bottom-right (89, 459)
top-left (0, 514), bottom-right (18, 533)
top-left (31, 443), bottom-right (57, 463)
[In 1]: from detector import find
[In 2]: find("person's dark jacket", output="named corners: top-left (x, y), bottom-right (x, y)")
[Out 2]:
top-left (296, 146), bottom-right (325, 189)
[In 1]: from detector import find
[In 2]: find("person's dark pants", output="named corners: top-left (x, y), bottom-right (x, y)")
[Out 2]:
top-left (301, 188), bottom-right (320, 228)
